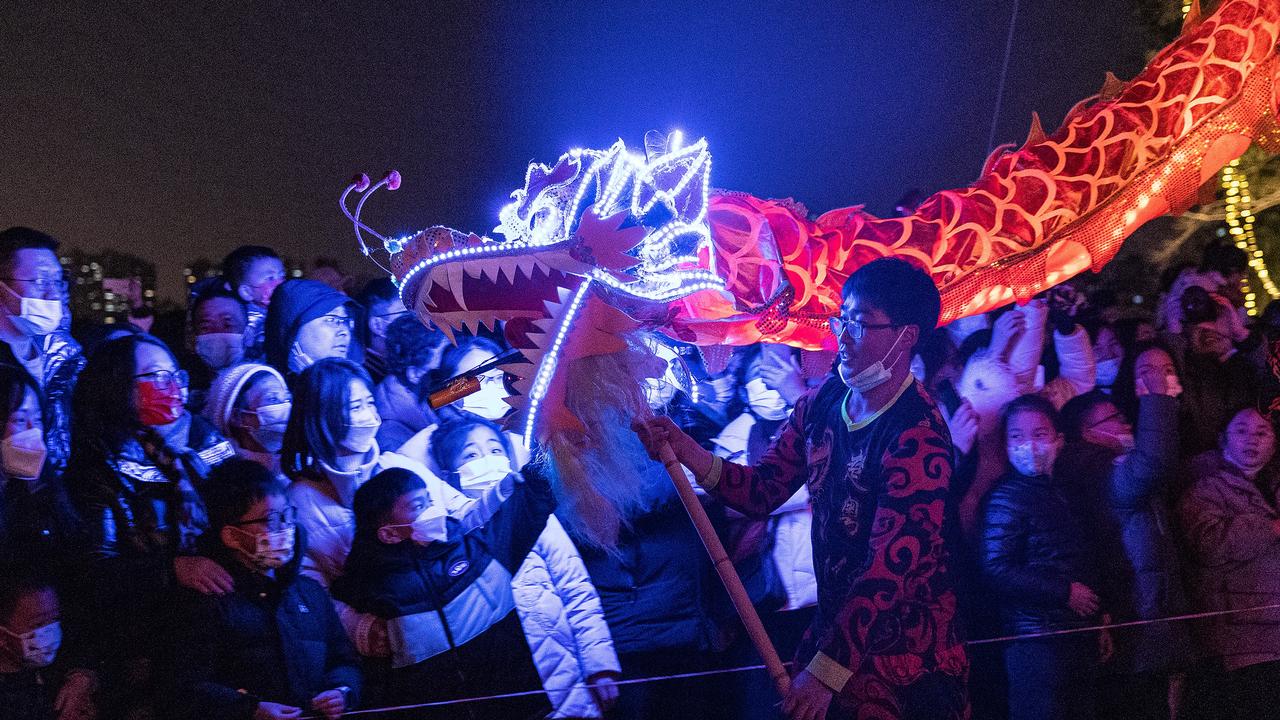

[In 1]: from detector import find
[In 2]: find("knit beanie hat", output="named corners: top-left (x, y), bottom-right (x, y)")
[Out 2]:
top-left (204, 363), bottom-right (286, 438)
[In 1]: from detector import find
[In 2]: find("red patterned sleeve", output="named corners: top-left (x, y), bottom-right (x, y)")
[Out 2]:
top-left (712, 394), bottom-right (811, 519)
top-left (805, 421), bottom-right (955, 694)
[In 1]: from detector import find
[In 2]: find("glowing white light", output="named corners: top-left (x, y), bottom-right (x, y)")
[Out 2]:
top-left (524, 279), bottom-right (594, 446)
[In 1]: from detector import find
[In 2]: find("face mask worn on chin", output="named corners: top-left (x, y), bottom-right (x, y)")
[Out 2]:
top-left (246, 402), bottom-right (291, 453)
top-left (383, 505), bottom-right (449, 546)
top-left (2, 427), bottom-right (46, 479)
top-left (1008, 440), bottom-right (1059, 477)
top-left (745, 378), bottom-right (789, 421)
top-left (1, 283), bottom-right (62, 337)
top-left (1, 621), bottom-right (61, 668)
top-left (461, 383), bottom-right (511, 421)
top-left (841, 328), bottom-right (908, 395)
top-left (457, 454), bottom-right (513, 496)
top-left (137, 380), bottom-right (184, 426)
top-left (288, 342), bottom-right (317, 373)
top-left (195, 333), bottom-right (245, 370)
top-left (1095, 357), bottom-right (1121, 387)
top-left (230, 524), bottom-right (295, 570)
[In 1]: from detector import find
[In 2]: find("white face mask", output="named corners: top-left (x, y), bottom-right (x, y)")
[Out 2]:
top-left (195, 333), bottom-right (245, 370)
top-left (2, 283), bottom-right (62, 337)
top-left (243, 401), bottom-right (291, 453)
top-left (456, 454), bottom-right (513, 497)
top-left (288, 342), bottom-right (316, 373)
top-left (841, 328), bottom-right (907, 395)
top-left (1, 621), bottom-right (61, 668)
top-left (1, 427), bottom-right (45, 479)
top-left (745, 378), bottom-right (788, 421)
top-left (1095, 357), bottom-right (1121, 387)
top-left (228, 525), bottom-right (295, 571)
top-left (460, 375), bottom-right (511, 421)
top-left (341, 416), bottom-right (381, 454)
top-left (1008, 440), bottom-right (1059, 477)
top-left (384, 505), bottom-right (449, 546)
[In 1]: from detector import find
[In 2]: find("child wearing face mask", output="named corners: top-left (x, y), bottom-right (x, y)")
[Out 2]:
top-left (980, 394), bottom-right (1107, 720)
top-left (206, 364), bottom-right (293, 479)
top-left (0, 574), bottom-right (97, 720)
top-left (431, 417), bottom-right (622, 718)
top-left (167, 460), bottom-right (361, 720)
top-left (333, 466), bottom-right (555, 718)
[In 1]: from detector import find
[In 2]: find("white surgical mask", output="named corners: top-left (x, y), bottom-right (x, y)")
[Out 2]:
top-left (244, 401), bottom-right (291, 453)
top-left (1008, 439), bottom-right (1059, 477)
top-left (460, 377), bottom-right (511, 421)
top-left (288, 342), bottom-right (316, 373)
top-left (841, 328), bottom-right (907, 395)
top-left (1, 427), bottom-right (46, 479)
top-left (2, 283), bottom-right (62, 337)
top-left (195, 333), bottom-right (245, 370)
top-left (341, 416), bottom-right (381, 454)
top-left (1, 621), bottom-right (61, 668)
top-left (1095, 357), bottom-right (1121, 388)
top-left (383, 505), bottom-right (449, 546)
top-left (745, 378), bottom-right (788, 421)
top-left (456, 454), bottom-right (512, 496)
top-left (229, 525), bottom-right (295, 571)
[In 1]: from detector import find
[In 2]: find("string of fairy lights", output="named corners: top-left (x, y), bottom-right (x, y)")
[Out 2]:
top-left (1181, 1), bottom-right (1277, 314)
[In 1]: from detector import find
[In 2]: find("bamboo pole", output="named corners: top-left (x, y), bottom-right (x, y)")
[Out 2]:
top-left (656, 441), bottom-right (792, 698)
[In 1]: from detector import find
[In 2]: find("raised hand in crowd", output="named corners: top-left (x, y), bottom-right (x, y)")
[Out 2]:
top-left (942, 398), bottom-right (979, 456)
top-left (989, 309), bottom-right (1026, 362)
top-left (1068, 581), bottom-right (1100, 617)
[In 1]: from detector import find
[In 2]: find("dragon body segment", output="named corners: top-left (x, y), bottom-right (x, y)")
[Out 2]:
top-left (344, 0), bottom-right (1280, 444)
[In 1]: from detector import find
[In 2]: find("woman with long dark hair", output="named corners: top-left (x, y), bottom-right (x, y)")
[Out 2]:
top-left (65, 333), bottom-right (237, 716)
top-left (281, 357), bottom-right (507, 660)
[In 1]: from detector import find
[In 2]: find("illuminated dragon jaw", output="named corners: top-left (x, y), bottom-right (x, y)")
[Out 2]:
top-left (362, 132), bottom-right (726, 445)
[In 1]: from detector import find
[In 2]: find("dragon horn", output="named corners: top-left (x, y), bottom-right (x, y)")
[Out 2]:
top-left (1024, 112), bottom-right (1046, 147)
top-left (1099, 72), bottom-right (1126, 102)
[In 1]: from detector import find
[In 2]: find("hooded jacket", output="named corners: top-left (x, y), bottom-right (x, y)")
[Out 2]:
top-left (263, 280), bottom-right (362, 379)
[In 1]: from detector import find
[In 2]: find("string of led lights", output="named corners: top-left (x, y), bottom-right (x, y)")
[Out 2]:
top-left (1180, 1), bottom-right (1277, 314)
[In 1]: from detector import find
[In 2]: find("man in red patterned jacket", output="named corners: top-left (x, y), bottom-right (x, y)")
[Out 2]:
top-left (636, 258), bottom-right (969, 720)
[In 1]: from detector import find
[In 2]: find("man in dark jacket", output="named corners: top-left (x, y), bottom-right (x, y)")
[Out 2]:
top-left (169, 459), bottom-right (360, 720)
top-left (1059, 358), bottom-right (1189, 720)
top-left (333, 465), bottom-right (554, 720)
top-left (0, 227), bottom-right (83, 479)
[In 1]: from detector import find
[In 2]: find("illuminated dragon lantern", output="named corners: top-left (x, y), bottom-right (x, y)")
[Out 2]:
top-left (343, 0), bottom-right (1280, 451)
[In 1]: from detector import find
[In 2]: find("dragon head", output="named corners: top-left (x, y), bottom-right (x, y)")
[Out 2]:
top-left (342, 131), bottom-right (725, 447)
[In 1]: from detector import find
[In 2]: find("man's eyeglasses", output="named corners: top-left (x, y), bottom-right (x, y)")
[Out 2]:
top-left (134, 369), bottom-right (190, 389)
top-left (229, 507), bottom-right (298, 532)
top-left (829, 316), bottom-right (897, 341)
top-left (2, 276), bottom-right (67, 297)
top-left (320, 314), bottom-right (355, 330)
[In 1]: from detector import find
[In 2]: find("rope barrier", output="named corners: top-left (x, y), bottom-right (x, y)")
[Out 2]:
top-left (318, 601), bottom-right (1280, 717)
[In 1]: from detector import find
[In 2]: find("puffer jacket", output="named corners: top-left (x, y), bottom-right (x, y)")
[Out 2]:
top-left (0, 331), bottom-right (84, 478)
top-left (1057, 394), bottom-right (1191, 673)
top-left (66, 413), bottom-right (235, 670)
top-left (980, 470), bottom-right (1101, 634)
top-left (287, 445), bottom-right (509, 655)
top-left (1177, 452), bottom-right (1280, 671)
top-left (515, 514), bottom-right (620, 718)
top-left (373, 373), bottom-right (435, 454)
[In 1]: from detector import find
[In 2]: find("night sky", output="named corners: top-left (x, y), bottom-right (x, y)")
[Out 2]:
top-left (2, 2), bottom-right (1152, 302)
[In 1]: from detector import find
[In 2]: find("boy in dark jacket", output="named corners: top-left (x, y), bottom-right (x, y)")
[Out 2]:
top-left (169, 459), bottom-right (360, 720)
top-left (0, 572), bottom-right (96, 720)
top-left (333, 465), bottom-right (554, 719)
